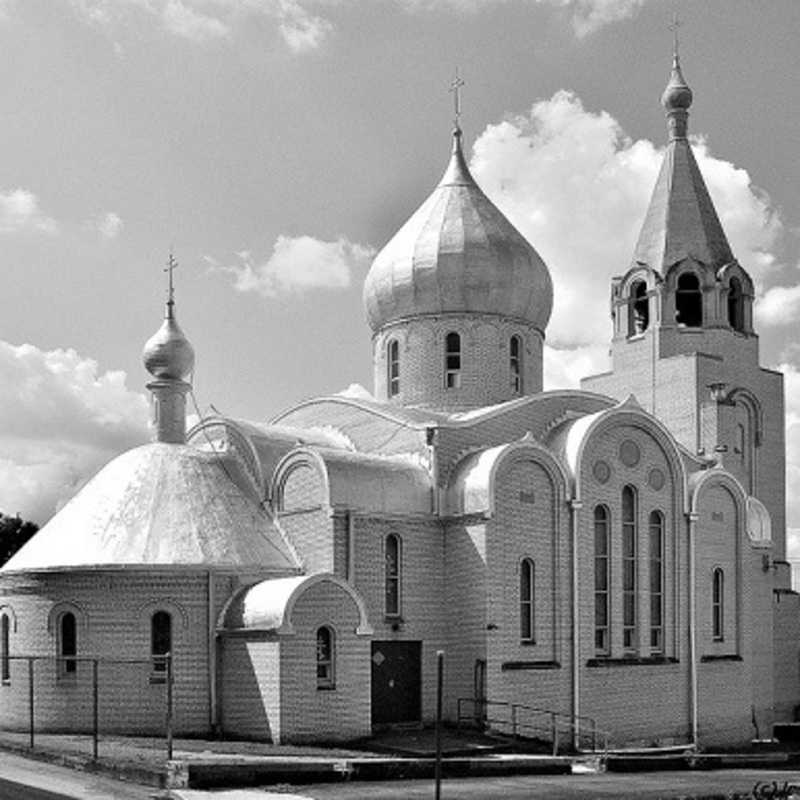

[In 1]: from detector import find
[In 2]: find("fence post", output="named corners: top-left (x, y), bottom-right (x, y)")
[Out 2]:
top-left (166, 654), bottom-right (174, 761)
top-left (434, 650), bottom-right (444, 800)
top-left (27, 658), bottom-right (34, 749)
top-left (92, 659), bottom-right (99, 761)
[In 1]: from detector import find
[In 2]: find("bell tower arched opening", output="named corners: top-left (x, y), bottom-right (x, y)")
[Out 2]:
top-left (676, 273), bottom-right (702, 327)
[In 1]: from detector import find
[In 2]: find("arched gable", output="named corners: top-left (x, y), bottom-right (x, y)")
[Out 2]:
top-left (187, 417), bottom-right (265, 498)
top-left (689, 468), bottom-right (748, 526)
top-left (271, 448), bottom-right (331, 512)
top-left (569, 399), bottom-right (687, 508)
top-left (447, 438), bottom-right (570, 517)
top-left (219, 573), bottom-right (372, 637)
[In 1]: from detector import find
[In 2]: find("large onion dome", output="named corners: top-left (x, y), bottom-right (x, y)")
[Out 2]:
top-left (143, 299), bottom-right (195, 381)
top-left (363, 128), bottom-right (553, 334)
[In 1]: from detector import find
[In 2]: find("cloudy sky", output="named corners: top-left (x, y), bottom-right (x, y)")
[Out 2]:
top-left (0, 1), bottom-right (798, 562)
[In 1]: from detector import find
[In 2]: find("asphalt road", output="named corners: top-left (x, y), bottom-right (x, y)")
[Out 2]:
top-left (285, 769), bottom-right (800, 799)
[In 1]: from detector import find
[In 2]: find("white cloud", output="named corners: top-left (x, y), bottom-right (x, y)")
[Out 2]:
top-left (395, 0), bottom-right (647, 36)
top-left (783, 363), bottom-right (800, 542)
top-left (161, 0), bottom-right (230, 43)
top-left (89, 210), bottom-right (124, 240)
top-left (0, 188), bottom-right (58, 235)
top-left (470, 90), bottom-right (784, 349)
top-left (277, 0), bottom-right (332, 53)
top-left (543, 343), bottom-right (608, 391)
top-left (0, 341), bottom-right (149, 524)
top-left (756, 283), bottom-right (800, 328)
top-left (219, 234), bottom-right (375, 298)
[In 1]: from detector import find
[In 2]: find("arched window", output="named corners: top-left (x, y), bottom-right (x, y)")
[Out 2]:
top-left (59, 612), bottom-right (77, 676)
top-left (1, 614), bottom-right (9, 683)
top-left (649, 511), bottom-right (664, 653)
top-left (445, 332), bottom-right (461, 389)
top-left (675, 273), bottom-right (703, 327)
top-left (510, 335), bottom-right (523, 393)
top-left (151, 611), bottom-right (172, 677)
top-left (728, 277), bottom-right (744, 332)
top-left (387, 339), bottom-right (400, 397)
top-left (712, 568), bottom-right (724, 641)
top-left (519, 558), bottom-right (535, 643)
top-left (385, 534), bottom-right (401, 617)
top-left (621, 486), bottom-right (637, 651)
top-left (594, 505), bottom-right (610, 655)
top-left (316, 626), bottom-right (335, 689)
top-left (629, 280), bottom-right (649, 335)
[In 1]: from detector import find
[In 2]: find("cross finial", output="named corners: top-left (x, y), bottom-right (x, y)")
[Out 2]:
top-left (449, 68), bottom-right (465, 131)
top-left (164, 252), bottom-right (178, 313)
top-left (668, 11), bottom-right (683, 60)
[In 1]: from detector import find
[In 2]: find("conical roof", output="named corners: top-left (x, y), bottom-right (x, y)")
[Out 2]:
top-left (633, 54), bottom-right (733, 273)
top-left (363, 128), bottom-right (553, 333)
top-left (1, 443), bottom-right (298, 572)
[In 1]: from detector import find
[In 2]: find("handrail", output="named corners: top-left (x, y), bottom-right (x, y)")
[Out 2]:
top-left (457, 697), bottom-right (610, 754)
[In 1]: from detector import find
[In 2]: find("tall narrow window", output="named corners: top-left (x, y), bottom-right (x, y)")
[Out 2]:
top-left (621, 486), bottom-right (637, 651)
top-left (520, 558), bottom-right (535, 642)
top-left (151, 611), bottom-right (172, 676)
top-left (387, 339), bottom-right (400, 397)
top-left (1, 614), bottom-right (9, 683)
top-left (445, 332), bottom-right (461, 389)
top-left (59, 612), bottom-right (77, 676)
top-left (510, 335), bottom-right (523, 393)
top-left (728, 277), bottom-right (744, 332)
top-left (316, 626), bottom-right (335, 689)
top-left (676, 273), bottom-right (703, 327)
top-left (594, 506), bottom-right (610, 654)
top-left (712, 568), bottom-right (724, 641)
top-left (629, 280), bottom-right (649, 335)
top-left (385, 534), bottom-right (401, 617)
top-left (649, 511), bottom-right (664, 653)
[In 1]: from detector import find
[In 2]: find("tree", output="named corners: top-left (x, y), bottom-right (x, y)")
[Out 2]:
top-left (0, 513), bottom-right (39, 566)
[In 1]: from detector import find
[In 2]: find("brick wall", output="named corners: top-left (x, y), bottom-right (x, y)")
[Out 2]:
top-left (372, 315), bottom-right (543, 411)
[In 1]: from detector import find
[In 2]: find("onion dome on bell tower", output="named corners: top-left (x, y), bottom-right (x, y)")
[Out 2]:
top-left (363, 75), bottom-right (553, 411)
top-left (143, 254), bottom-right (195, 443)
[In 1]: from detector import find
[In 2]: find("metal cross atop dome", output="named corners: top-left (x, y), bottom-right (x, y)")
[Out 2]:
top-left (668, 11), bottom-right (683, 59)
top-left (165, 252), bottom-right (178, 310)
top-left (449, 68), bottom-right (465, 131)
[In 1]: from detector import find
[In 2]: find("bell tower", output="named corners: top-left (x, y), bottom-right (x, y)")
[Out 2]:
top-left (582, 48), bottom-right (786, 557)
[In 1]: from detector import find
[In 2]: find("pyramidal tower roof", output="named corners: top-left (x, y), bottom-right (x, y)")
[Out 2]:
top-left (632, 48), bottom-right (734, 273)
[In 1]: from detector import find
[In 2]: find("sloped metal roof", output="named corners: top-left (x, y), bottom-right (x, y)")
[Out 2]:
top-left (2, 443), bottom-right (299, 573)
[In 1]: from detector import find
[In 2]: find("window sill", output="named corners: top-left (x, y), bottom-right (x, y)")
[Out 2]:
top-left (520, 640), bottom-right (537, 647)
top-left (699, 654), bottom-right (742, 663)
top-left (149, 674), bottom-right (167, 685)
top-left (501, 660), bottom-right (560, 671)
top-left (0, 679), bottom-right (9, 687)
top-left (317, 685), bottom-right (337, 691)
top-left (586, 656), bottom-right (679, 668)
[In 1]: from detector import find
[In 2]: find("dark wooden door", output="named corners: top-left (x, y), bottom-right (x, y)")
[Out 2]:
top-left (371, 641), bottom-right (422, 724)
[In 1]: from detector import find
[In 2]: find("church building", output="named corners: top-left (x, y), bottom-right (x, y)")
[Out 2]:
top-left (1, 52), bottom-right (798, 750)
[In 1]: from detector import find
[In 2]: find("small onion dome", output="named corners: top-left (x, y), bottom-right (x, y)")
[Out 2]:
top-left (143, 304), bottom-right (195, 381)
top-left (661, 54), bottom-right (693, 111)
top-left (363, 128), bottom-right (553, 334)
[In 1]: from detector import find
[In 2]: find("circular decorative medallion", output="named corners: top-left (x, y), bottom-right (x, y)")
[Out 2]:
top-left (619, 440), bottom-right (641, 468)
top-left (647, 467), bottom-right (666, 491)
top-left (593, 460), bottom-right (611, 484)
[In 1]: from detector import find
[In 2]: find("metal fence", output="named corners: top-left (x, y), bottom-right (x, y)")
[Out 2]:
top-left (0, 654), bottom-right (174, 761)
top-left (456, 697), bottom-right (608, 754)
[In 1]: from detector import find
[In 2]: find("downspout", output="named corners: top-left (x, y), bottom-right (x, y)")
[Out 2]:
top-left (687, 511), bottom-right (699, 747)
top-left (569, 499), bottom-right (583, 750)
top-left (347, 511), bottom-right (355, 584)
top-left (207, 569), bottom-right (217, 733)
